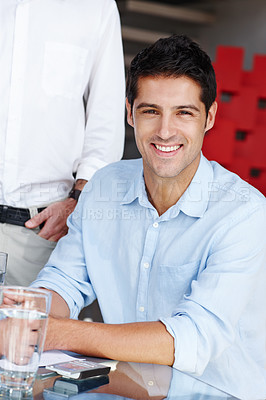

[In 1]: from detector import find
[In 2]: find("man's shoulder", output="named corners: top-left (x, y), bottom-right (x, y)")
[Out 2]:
top-left (209, 160), bottom-right (265, 208)
top-left (80, 159), bottom-right (142, 205)
top-left (90, 158), bottom-right (142, 182)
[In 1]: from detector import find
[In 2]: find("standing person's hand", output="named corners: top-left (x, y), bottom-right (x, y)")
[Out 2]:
top-left (25, 198), bottom-right (77, 242)
top-left (25, 179), bottom-right (87, 242)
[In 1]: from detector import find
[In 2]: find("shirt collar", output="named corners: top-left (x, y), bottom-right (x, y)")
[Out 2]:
top-left (177, 154), bottom-right (213, 218)
top-left (121, 154), bottom-right (213, 218)
top-left (120, 160), bottom-right (151, 208)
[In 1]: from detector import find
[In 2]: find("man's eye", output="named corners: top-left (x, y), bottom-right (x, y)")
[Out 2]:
top-left (179, 110), bottom-right (192, 116)
top-left (143, 109), bottom-right (158, 114)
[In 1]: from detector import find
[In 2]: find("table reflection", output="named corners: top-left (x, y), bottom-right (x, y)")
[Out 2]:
top-left (32, 360), bottom-right (239, 400)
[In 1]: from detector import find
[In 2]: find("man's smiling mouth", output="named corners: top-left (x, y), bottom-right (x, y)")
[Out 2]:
top-left (154, 144), bottom-right (182, 152)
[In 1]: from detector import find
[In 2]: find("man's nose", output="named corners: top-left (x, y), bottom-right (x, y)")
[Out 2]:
top-left (157, 114), bottom-right (175, 140)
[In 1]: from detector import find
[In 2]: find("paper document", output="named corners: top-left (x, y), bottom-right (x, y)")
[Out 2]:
top-left (39, 350), bottom-right (81, 367)
top-left (0, 350), bottom-right (117, 370)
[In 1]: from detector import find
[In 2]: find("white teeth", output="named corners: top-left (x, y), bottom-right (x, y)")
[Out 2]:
top-left (155, 144), bottom-right (181, 152)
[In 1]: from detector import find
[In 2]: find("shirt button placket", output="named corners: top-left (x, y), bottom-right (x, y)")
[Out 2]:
top-left (136, 221), bottom-right (160, 321)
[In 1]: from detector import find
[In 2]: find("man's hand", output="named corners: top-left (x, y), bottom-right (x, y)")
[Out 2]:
top-left (25, 179), bottom-right (87, 242)
top-left (25, 198), bottom-right (77, 242)
top-left (0, 316), bottom-right (41, 365)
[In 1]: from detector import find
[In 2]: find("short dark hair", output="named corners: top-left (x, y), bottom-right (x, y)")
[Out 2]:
top-left (126, 34), bottom-right (216, 114)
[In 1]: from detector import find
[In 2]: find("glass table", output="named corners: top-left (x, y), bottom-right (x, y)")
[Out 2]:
top-left (32, 359), bottom-right (239, 400)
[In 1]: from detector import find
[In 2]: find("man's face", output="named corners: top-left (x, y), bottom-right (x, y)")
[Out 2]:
top-left (126, 76), bottom-right (217, 185)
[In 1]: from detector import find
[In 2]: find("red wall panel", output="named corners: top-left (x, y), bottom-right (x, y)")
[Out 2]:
top-left (202, 46), bottom-right (266, 196)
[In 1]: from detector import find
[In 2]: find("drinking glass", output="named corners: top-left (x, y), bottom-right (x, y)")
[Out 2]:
top-left (0, 286), bottom-right (51, 397)
top-left (0, 252), bottom-right (8, 285)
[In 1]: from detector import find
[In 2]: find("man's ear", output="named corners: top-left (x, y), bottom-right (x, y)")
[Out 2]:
top-left (126, 98), bottom-right (134, 128)
top-left (205, 101), bottom-right (218, 133)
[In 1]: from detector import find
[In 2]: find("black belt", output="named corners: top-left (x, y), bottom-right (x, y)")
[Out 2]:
top-left (0, 205), bottom-right (45, 227)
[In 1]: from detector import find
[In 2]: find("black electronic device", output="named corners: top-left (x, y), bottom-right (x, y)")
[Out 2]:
top-left (43, 374), bottom-right (109, 399)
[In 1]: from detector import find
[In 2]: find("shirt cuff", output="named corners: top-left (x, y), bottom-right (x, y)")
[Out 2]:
top-left (30, 280), bottom-right (81, 319)
top-left (75, 158), bottom-right (108, 181)
top-left (160, 315), bottom-right (198, 374)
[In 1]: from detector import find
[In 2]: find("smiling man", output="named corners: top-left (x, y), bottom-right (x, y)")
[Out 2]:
top-left (31, 35), bottom-right (266, 399)
top-left (126, 75), bottom-right (216, 215)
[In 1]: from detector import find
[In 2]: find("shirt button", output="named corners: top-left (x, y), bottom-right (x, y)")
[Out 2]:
top-left (148, 380), bottom-right (154, 386)
top-left (139, 306), bottom-right (145, 312)
top-left (143, 262), bottom-right (150, 269)
top-left (153, 222), bottom-right (159, 228)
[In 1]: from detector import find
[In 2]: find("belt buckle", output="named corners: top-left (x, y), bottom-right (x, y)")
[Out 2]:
top-left (0, 205), bottom-right (8, 223)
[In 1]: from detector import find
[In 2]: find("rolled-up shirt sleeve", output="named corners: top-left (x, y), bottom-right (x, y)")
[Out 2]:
top-left (161, 203), bottom-right (266, 375)
top-left (31, 193), bottom-right (96, 319)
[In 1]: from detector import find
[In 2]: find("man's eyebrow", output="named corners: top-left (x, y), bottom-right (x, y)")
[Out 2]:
top-left (136, 103), bottom-right (161, 110)
top-left (175, 104), bottom-right (200, 112)
top-left (136, 103), bottom-right (201, 112)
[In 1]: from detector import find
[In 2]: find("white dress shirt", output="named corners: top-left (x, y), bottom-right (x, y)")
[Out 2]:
top-left (0, 0), bottom-right (125, 207)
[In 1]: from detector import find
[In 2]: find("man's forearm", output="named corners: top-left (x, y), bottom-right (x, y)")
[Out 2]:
top-left (68, 179), bottom-right (88, 202)
top-left (45, 318), bottom-right (175, 366)
top-left (73, 179), bottom-right (88, 191)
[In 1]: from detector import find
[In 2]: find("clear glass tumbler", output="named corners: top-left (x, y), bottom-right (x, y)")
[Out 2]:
top-left (0, 286), bottom-right (51, 397)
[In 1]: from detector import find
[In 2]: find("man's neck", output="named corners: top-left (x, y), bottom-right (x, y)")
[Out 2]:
top-left (144, 161), bottom-right (200, 216)
top-left (145, 179), bottom-right (187, 216)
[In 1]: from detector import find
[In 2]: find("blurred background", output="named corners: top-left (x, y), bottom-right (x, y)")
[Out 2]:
top-left (117, 0), bottom-right (266, 195)
top-left (80, 0), bottom-right (266, 321)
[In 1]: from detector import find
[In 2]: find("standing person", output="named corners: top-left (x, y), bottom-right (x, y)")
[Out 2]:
top-left (0, 0), bottom-right (125, 286)
top-left (31, 35), bottom-right (266, 399)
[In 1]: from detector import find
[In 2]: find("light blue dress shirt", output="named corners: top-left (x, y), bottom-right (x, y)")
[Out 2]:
top-left (32, 155), bottom-right (266, 400)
